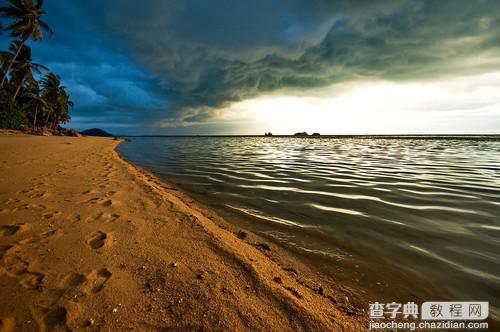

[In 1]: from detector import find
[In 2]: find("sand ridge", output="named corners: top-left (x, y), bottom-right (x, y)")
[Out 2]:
top-left (0, 132), bottom-right (367, 331)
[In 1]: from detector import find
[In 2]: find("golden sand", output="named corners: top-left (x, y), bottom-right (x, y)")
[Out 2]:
top-left (0, 132), bottom-right (366, 331)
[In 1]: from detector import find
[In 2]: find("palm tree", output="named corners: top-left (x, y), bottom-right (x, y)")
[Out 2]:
top-left (0, 49), bottom-right (10, 86)
top-left (0, 45), bottom-right (18, 104)
top-left (53, 90), bottom-right (72, 127)
top-left (0, 0), bottom-right (53, 87)
top-left (3, 41), bottom-right (47, 100)
top-left (24, 88), bottom-right (48, 128)
top-left (41, 72), bottom-right (73, 128)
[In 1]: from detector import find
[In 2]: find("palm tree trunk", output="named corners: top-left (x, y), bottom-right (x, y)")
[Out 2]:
top-left (0, 34), bottom-right (29, 88)
top-left (44, 109), bottom-right (52, 126)
top-left (13, 82), bottom-right (23, 100)
top-left (33, 104), bottom-right (39, 129)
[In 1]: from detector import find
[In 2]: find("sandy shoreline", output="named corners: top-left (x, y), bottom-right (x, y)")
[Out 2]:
top-left (0, 132), bottom-right (366, 331)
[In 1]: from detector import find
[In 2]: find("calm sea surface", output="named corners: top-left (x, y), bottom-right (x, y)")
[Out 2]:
top-left (118, 136), bottom-right (500, 318)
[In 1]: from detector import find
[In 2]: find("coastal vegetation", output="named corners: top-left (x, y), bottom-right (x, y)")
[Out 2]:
top-left (0, 0), bottom-right (73, 134)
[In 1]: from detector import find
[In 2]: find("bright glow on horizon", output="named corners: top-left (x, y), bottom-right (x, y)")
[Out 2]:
top-left (217, 71), bottom-right (500, 135)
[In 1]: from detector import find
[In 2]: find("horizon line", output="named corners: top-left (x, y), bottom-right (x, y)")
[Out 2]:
top-left (114, 133), bottom-right (500, 138)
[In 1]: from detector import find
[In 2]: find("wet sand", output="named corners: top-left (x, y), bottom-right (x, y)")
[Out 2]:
top-left (0, 132), bottom-right (366, 331)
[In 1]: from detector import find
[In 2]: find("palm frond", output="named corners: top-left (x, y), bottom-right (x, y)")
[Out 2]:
top-left (39, 20), bottom-right (53, 36)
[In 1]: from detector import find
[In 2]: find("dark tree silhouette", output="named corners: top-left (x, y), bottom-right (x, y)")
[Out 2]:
top-left (2, 41), bottom-right (47, 100)
top-left (0, 1), bottom-right (73, 132)
top-left (0, 0), bottom-right (53, 87)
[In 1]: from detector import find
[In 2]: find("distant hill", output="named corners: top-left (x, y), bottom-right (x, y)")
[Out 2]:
top-left (80, 128), bottom-right (114, 137)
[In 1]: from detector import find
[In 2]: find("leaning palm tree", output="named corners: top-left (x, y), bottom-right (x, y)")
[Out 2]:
top-left (0, 46), bottom-right (17, 102)
top-left (0, 49), bottom-right (10, 86)
top-left (5, 41), bottom-right (47, 100)
top-left (0, 0), bottom-right (53, 87)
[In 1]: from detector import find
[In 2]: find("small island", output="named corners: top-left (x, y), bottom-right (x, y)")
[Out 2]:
top-left (80, 128), bottom-right (114, 137)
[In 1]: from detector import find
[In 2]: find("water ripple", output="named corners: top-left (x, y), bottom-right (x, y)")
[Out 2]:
top-left (119, 136), bottom-right (500, 312)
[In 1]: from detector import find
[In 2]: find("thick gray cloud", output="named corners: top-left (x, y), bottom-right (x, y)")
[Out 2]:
top-left (98, 0), bottom-right (500, 125)
top-left (5, 0), bottom-right (499, 133)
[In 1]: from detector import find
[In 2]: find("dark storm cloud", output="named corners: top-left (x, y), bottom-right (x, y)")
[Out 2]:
top-left (4, 0), bottom-right (499, 132)
top-left (100, 0), bottom-right (500, 126)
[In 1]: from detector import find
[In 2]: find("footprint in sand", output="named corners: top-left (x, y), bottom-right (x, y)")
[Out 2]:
top-left (30, 191), bottom-right (49, 199)
top-left (84, 197), bottom-right (113, 206)
top-left (18, 229), bottom-right (58, 245)
top-left (86, 197), bottom-right (100, 204)
top-left (16, 188), bottom-right (32, 194)
top-left (19, 271), bottom-right (45, 290)
top-left (19, 203), bottom-right (46, 212)
top-left (0, 224), bottom-right (25, 237)
top-left (102, 199), bottom-right (113, 207)
top-left (85, 268), bottom-right (112, 293)
top-left (60, 273), bottom-right (86, 289)
top-left (1, 248), bottom-right (45, 290)
top-left (82, 189), bottom-right (99, 195)
top-left (86, 231), bottom-right (107, 249)
top-left (43, 211), bottom-right (61, 219)
top-left (34, 306), bottom-right (70, 332)
top-left (0, 245), bottom-right (13, 259)
top-left (88, 213), bottom-right (120, 223)
top-left (4, 198), bottom-right (21, 205)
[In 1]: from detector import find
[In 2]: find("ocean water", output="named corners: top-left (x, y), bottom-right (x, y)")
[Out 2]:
top-left (118, 136), bottom-right (500, 318)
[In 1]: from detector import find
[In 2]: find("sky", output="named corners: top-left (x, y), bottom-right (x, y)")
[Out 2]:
top-left (2, 0), bottom-right (500, 135)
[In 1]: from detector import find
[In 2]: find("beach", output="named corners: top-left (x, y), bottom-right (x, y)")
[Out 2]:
top-left (0, 132), bottom-right (366, 331)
